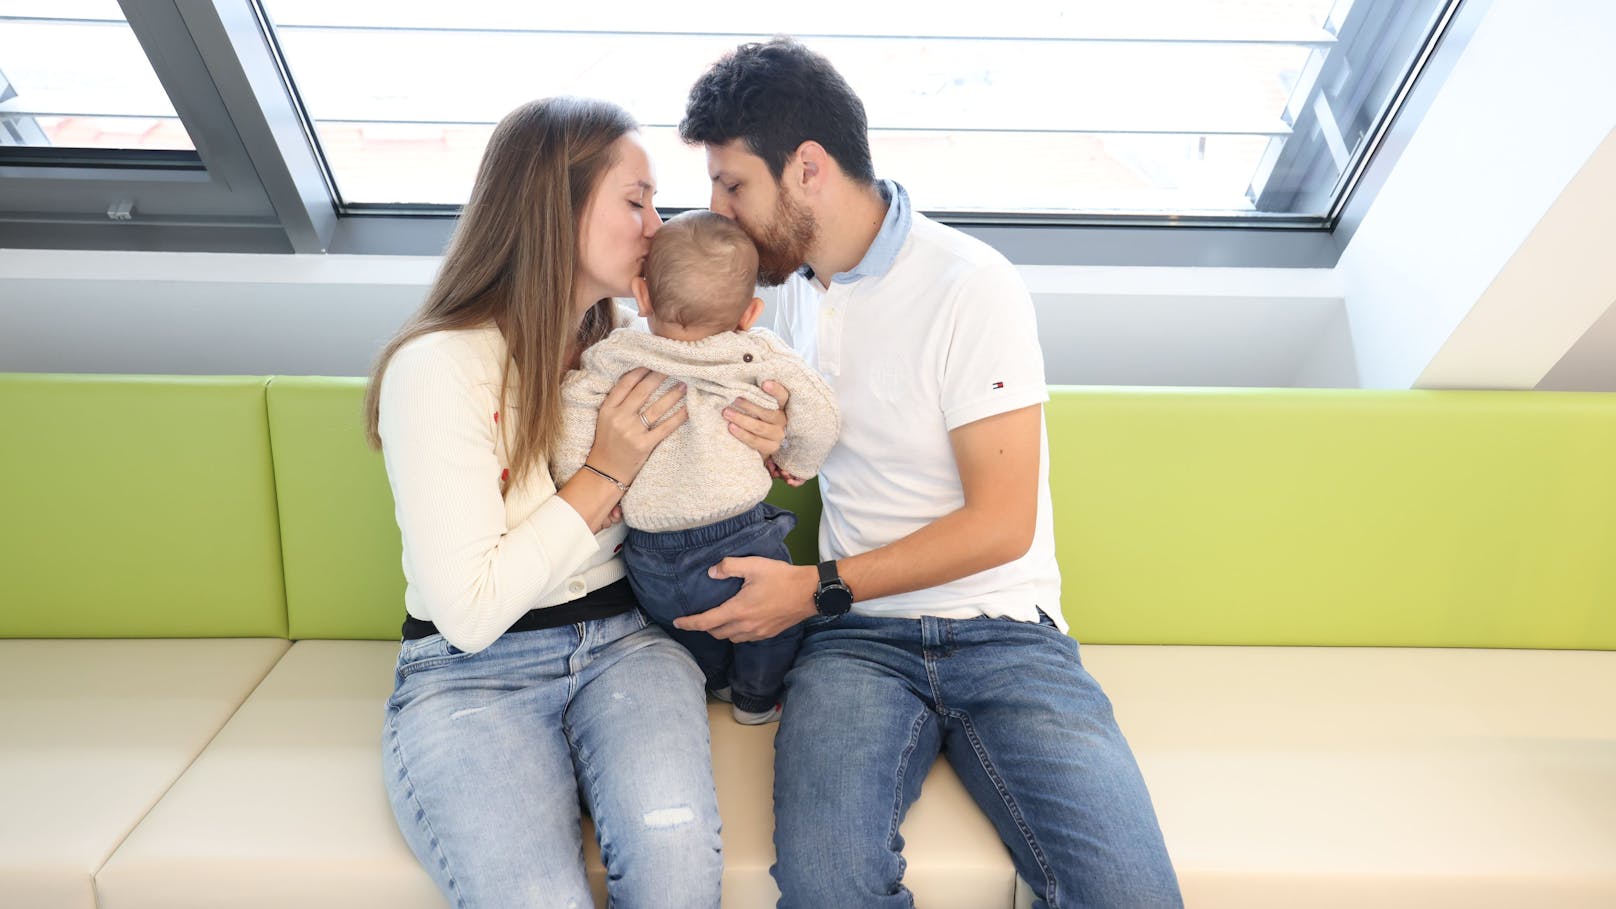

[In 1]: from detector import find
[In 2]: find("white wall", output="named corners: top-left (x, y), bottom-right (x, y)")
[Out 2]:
top-left (1334, 0), bottom-right (1616, 389)
top-left (1538, 298), bottom-right (1616, 392)
top-left (1418, 125), bottom-right (1616, 389)
top-left (4, 0), bottom-right (1616, 392)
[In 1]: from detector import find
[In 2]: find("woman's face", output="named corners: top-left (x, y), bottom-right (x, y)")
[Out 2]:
top-left (576, 132), bottom-right (661, 313)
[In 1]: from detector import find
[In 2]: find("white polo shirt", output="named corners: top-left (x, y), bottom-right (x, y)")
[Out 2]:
top-left (774, 186), bottom-right (1064, 629)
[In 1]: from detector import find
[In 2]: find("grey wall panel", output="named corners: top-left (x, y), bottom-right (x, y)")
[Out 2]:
top-left (0, 268), bottom-right (1352, 388)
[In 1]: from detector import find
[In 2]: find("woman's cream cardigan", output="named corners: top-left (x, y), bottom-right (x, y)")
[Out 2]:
top-left (378, 323), bottom-right (627, 653)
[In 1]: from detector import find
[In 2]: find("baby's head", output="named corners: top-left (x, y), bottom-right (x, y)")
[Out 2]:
top-left (631, 210), bottom-right (764, 341)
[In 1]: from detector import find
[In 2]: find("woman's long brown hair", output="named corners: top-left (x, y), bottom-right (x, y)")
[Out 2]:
top-left (363, 97), bottom-right (635, 487)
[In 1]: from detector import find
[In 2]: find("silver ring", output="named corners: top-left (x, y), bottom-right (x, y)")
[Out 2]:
top-left (638, 411), bottom-right (652, 431)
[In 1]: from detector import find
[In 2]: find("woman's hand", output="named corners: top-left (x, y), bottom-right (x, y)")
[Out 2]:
top-left (724, 379), bottom-right (790, 458)
top-left (588, 368), bottom-right (688, 484)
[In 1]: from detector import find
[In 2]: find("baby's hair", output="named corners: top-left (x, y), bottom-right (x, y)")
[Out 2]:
top-left (645, 211), bottom-right (760, 333)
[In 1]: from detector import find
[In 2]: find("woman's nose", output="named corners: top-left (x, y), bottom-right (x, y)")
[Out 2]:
top-left (644, 204), bottom-right (663, 236)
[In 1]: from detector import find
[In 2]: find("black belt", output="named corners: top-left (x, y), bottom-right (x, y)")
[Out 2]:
top-left (401, 577), bottom-right (637, 641)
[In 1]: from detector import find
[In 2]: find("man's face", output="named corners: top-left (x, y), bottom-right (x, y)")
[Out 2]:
top-left (705, 140), bottom-right (816, 286)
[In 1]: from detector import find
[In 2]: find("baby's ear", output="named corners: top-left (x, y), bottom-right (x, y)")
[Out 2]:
top-left (736, 297), bottom-right (765, 331)
top-left (630, 277), bottom-right (654, 317)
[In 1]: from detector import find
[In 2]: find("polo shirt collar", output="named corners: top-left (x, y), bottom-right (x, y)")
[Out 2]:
top-left (828, 179), bottom-right (912, 285)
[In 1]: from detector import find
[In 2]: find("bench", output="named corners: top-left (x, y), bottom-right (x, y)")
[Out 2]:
top-left (3, 374), bottom-right (1613, 908)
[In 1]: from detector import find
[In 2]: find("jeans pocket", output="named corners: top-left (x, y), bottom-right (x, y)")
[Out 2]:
top-left (395, 634), bottom-right (474, 680)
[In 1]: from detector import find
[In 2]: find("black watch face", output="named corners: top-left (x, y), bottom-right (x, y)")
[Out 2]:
top-left (816, 584), bottom-right (853, 616)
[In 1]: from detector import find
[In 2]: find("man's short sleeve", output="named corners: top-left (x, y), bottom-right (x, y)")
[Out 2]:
top-left (941, 261), bottom-right (1049, 431)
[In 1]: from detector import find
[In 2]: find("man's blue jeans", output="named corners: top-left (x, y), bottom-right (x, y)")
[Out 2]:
top-left (382, 609), bottom-right (723, 908)
top-left (771, 611), bottom-right (1183, 909)
top-left (623, 502), bottom-right (803, 713)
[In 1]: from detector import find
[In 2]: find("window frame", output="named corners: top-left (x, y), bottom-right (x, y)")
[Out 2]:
top-left (0, 0), bottom-right (331, 253)
top-left (0, 0), bottom-right (1488, 265)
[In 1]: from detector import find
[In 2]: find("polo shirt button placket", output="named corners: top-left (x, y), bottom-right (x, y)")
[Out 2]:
top-left (819, 297), bottom-right (845, 378)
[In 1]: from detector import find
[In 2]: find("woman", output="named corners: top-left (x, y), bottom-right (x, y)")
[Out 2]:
top-left (364, 97), bottom-right (727, 908)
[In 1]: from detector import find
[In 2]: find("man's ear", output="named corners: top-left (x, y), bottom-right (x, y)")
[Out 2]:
top-left (630, 276), bottom-right (654, 317)
top-left (793, 140), bottom-right (828, 195)
top-left (736, 296), bottom-right (765, 331)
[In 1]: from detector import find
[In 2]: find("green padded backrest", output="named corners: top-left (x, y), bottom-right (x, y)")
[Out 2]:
top-left (0, 374), bottom-right (288, 638)
top-left (1048, 388), bottom-right (1616, 649)
top-left (264, 377), bottom-right (401, 640)
top-left (267, 377), bottom-right (821, 641)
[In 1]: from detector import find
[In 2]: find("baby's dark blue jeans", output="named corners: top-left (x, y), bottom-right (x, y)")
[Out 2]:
top-left (622, 502), bottom-right (804, 713)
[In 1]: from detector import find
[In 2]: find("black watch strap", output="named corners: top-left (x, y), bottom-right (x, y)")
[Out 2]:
top-left (817, 560), bottom-right (839, 586)
top-left (813, 560), bottom-right (853, 616)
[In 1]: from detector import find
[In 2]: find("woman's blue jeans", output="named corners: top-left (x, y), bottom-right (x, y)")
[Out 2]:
top-left (771, 611), bottom-right (1183, 909)
top-left (382, 609), bottom-right (722, 908)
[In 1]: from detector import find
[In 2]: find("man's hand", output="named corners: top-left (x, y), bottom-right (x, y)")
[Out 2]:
top-left (674, 557), bottom-right (818, 642)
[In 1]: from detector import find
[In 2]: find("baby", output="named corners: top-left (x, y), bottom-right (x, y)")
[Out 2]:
top-left (553, 210), bottom-right (838, 724)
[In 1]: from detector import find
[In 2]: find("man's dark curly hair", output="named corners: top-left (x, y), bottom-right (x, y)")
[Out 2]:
top-left (679, 37), bottom-right (875, 185)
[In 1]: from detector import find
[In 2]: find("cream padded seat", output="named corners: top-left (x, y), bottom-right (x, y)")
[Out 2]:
top-left (1046, 645), bottom-right (1616, 909)
top-left (0, 639), bottom-right (290, 909)
top-left (23, 641), bottom-right (1616, 908)
top-left (96, 640), bottom-right (1018, 909)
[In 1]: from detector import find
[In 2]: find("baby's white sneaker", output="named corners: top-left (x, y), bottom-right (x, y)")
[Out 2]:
top-left (732, 703), bottom-right (782, 725)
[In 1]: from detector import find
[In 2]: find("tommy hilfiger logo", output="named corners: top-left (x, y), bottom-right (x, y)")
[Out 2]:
top-left (991, 381), bottom-right (1005, 390)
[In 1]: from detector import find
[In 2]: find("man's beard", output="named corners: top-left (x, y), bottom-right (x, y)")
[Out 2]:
top-left (752, 191), bottom-right (817, 287)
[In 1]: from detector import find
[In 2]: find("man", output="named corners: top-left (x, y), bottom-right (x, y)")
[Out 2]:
top-left (676, 37), bottom-right (1183, 909)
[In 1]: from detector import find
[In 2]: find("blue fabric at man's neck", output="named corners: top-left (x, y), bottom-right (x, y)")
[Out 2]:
top-left (829, 179), bottom-right (912, 285)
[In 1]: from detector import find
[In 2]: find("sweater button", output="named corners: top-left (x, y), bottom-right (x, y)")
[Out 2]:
top-left (743, 353), bottom-right (753, 363)
top-left (568, 580), bottom-right (585, 595)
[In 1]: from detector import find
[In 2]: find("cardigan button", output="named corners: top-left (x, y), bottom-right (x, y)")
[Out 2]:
top-left (743, 353), bottom-right (753, 363)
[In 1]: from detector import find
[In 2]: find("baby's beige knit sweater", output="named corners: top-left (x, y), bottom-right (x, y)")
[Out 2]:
top-left (553, 327), bottom-right (839, 532)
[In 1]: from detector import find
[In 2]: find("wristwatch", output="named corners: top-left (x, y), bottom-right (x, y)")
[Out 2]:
top-left (813, 560), bottom-right (854, 616)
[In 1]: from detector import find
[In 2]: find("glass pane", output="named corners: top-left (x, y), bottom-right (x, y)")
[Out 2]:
top-left (0, 3), bottom-right (196, 151)
top-left (261, 0), bottom-right (1434, 218)
top-left (262, 0), bottom-right (1337, 43)
top-left (319, 124), bottom-right (1272, 215)
top-left (272, 32), bottom-right (1307, 136)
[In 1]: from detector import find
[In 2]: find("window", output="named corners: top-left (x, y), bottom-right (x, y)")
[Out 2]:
top-left (258, 0), bottom-right (1456, 224)
top-left (0, 0), bottom-right (1476, 260)
top-left (0, 1), bottom-right (197, 159)
top-left (0, 1), bottom-right (329, 253)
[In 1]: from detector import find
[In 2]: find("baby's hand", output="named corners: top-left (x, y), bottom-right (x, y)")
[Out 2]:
top-left (766, 457), bottom-right (806, 487)
top-left (591, 505), bottom-right (624, 534)
top-left (724, 379), bottom-right (790, 458)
